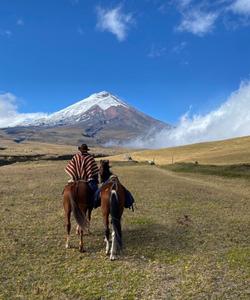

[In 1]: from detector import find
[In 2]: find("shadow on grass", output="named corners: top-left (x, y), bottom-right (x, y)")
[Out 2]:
top-left (123, 223), bottom-right (193, 261)
top-left (70, 222), bottom-right (194, 261)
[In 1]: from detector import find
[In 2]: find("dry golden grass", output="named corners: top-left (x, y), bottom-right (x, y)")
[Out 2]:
top-left (108, 135), bottom-right (250, 165)
top-left (0, 160), bottom-right (249, 299)
top-left (0, 139), bottom-right (129, 157)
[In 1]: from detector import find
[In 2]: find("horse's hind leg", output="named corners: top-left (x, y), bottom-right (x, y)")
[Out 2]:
top-left (105, 226), bottom-right (110, 255)
top-left (86, 208), bottom-right (92, 235)
top-left (79, 230), bottom-right (85, 252)
top-left (87, 208), bottom-right (92, 222)
top-left (110, 229), bottom-right (117, 260)
top-left (104, 215), bottom-right (110, 255)
top-left (75, 225), bottom-right (80, 235)
top-left (65, 208), bottom-right (71, 249)
top-left (110, 219), bottom-right (122, 260)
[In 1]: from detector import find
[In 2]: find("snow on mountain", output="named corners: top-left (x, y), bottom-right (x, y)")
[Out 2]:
top-left (20, 91), bottom-right (129, 126)
top-left (2, 90), bottom-right (171, 145)
top-left (49, 91), bottom-right (128, 120)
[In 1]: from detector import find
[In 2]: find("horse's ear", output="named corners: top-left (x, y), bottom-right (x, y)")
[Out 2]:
top-left (100, 160), bottom-right (103, 163)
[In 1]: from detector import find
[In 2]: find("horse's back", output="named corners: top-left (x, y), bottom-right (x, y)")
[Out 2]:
top-left (63, 181), bottom-right (91, 209)
top-left (100, 181), bottom-right (125, 215)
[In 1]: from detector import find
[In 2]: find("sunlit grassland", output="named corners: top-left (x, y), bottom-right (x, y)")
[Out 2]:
top-left (162, 162), bottom-right (250, 179)
top-left (0, 161), bottom-right (249, 299)
top-left (0, 138), bottom-right (129, 157)
top-left (108, 135), bottom-right (250, 165)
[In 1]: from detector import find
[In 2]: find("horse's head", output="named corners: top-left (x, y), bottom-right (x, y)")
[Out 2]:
top-left (99, 160), bottom-right (112, 183)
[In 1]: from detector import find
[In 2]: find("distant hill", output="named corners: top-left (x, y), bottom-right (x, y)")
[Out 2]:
top-left (1, 91), bottom-right (171, 145)
top-left (108, 135), bottom-right (250, 165)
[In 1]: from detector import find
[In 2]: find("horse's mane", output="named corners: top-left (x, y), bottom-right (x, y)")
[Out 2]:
top-left (100, 160), bottom-right (113, 183)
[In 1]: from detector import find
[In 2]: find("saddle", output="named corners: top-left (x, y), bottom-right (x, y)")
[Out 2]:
top-left (100, 175), bottom-right (119, 191)
top-left (62, 179), bottom-right (88, 195)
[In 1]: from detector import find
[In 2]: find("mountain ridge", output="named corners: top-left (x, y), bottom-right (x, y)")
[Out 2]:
top-left (19, 91), bottom-right (130, 127)
top-left (2, 91), bottom-right (171, 145)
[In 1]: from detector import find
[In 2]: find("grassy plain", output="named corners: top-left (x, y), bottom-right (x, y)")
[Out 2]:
top-left (163, 162), bottom-right (250, 179)
top-left (0, 138), bottom-right (129, 157)
top-left (109, 135), bottom-right (250, 165)
top-left (0, 159), bottom-right (249, 299)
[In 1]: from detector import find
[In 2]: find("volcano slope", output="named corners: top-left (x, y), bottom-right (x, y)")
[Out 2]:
top-left (0, 161), bottom-right (249, 299)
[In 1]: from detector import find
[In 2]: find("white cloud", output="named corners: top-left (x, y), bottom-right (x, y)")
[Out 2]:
top-left (0, 93), bottom-right (17, 118)
top-left (174, 0), bottom-right (249, 36)
top-left (0, 92), bottom-right (47, 128)
top-left (125, 81), bottom-right (250, 148)
top-left (96, 5), bottom-right (134, 41)
top-left (178, 0), bottom-right (193, 8)
top-left (230, 0), bottom-right (250, 15)
top-left (177, 9), bottom-right (219, 36)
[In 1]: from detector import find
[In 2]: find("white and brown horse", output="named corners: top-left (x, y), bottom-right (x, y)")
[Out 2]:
top-left (99, 160), bottom-right (125, 260)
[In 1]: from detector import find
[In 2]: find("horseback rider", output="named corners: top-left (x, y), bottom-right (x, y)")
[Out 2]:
top-left (65, 144), bottom-right (99, 195)
top-left (65, 145), bottom-right (134, 210)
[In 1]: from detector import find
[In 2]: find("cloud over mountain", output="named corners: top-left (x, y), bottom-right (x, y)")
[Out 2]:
top-left (126, 81), bottom-right (250, 148)
top-left (2, 82), bottom-right (250, 149)
top-left (0, 92), bottom-right (47, 128)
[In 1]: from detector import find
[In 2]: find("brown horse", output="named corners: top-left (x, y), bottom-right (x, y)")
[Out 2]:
top-left (63, 180), bottom-right (92, 252)
top-left (99, 160), bottom-right (125, 260)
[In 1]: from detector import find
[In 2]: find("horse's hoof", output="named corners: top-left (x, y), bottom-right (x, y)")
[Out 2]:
top-left (79, 247), bottom-right (86, 253)
top-left (110, 255), bottom-right (117, 261)
top-left (65, 244), bottom-right (70, 249)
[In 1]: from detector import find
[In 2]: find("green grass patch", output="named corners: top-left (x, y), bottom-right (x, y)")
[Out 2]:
top-left (225, 247), bottom-right (250, 269)
top-left (129, 217), bottom-right (153, 225)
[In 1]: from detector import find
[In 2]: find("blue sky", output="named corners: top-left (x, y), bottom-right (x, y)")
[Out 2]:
top-left (0, 0), bottom-right (250, 125)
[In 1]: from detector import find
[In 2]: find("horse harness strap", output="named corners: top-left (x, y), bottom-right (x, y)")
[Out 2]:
top-left (109, 175), bottom-right (119, 191)
top-left (78, 179), bottom-right (89, 183)
top-left (98, 175), bottom-right (119, 198)
top-left (101, 175), bottom-right (119, 191)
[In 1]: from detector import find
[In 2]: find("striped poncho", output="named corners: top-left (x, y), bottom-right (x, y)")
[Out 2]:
top-left (65, 152), bottom-right (99, 181)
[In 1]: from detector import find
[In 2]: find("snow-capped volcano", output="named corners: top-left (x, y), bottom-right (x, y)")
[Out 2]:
top-left (21, 91), bottom-right (129, 126)
top-left (4, 91), bottom-right (171, 145)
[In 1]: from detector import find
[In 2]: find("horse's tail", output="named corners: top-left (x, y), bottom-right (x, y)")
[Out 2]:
top-left (110, 189), bottom-right (122, 250)
top-left (69, 187), bottom-right (88, 232)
